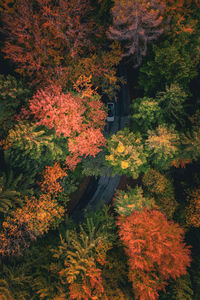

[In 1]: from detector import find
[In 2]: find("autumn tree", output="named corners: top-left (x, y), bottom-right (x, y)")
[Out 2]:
top-left (142, 169), bottom-right (178, 218)
top-left (52, 205), bottom-right (117, 299)
top-left (66, 41), bottom-right (124, 100)
top-left (116, 209), bottom-right (191, 299)
top-left (146, 125), bottom-right (180, 170)
top-left (0, 0), bottom-right (123, 97)
top-left (0, 193), bottom-right (65, 256)
top-left (106, 128), bottom-right (149, 178)
top-left (28, 80), bottom-right (107, 169)
top-left (185, 188), bottom-right (200, 228)
top-left (107, 0), bottom-right (166, 67)
top-left (1, 0), bottom-right (95, 85)
top-left (113, 186), bottom-right (156, 217)
top-left (39, 161), bottom-right (67, 197)
top-left (2, 121), bottom-right (66, 174)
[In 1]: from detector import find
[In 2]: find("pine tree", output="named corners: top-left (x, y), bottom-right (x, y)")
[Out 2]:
top-left (0, 74), bottom-right (32, 138)
top-left (3, 121), bottom-right (66, 174)
top-left (52, 205), bottom-right (117, 299)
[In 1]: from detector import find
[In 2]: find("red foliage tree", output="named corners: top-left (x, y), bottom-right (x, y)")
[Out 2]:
top-left (116, 209), bottom-right (191, 299)
top-left (28, 79), bottom-right (106, 169)
top-left (107, 0), bottom-right (166, 67)
top-left (1, 0), bottom-right (95, 85)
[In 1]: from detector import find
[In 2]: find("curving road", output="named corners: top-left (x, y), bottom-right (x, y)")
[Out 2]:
top-left (70, 62), bottom-right (130, 223)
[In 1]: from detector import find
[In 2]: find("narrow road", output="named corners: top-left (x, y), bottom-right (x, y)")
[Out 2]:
top-left (70, 62), bottom-right (130, 223)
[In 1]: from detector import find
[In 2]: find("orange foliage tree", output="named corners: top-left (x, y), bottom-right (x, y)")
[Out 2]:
top-left (1, 0), bottom-right (95, 86)
top-left (0, 193), bottom-right (65, 256)
top-left (28, 78), bottom-right (107, 169)
top-left (39, 161), bottom-right (67, 196)
top-left (116, 209), bottom-right (191, 299)
top-left (1, 0), bottom-right (122, 96)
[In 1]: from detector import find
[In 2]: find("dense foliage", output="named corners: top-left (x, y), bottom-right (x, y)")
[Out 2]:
top-left (0, 0), bottom-right (199, 298)
top-left (116, 209), bottom-right (191, 299)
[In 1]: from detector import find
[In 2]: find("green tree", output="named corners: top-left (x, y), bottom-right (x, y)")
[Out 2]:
top-left (138, 32), bottom-right (200, 96)
top-left (131, 96), bottom-right (163, 135)
top-left (156, 83), bottom-right (188, 126)
top-left (0, 74), bottom-right (32, 138)
top-left (3, 121), bottom-right (67, 174)
top-left (181, 125), bottom-right (200, 162)
top-left (82, 149), bottom-right (114, 178)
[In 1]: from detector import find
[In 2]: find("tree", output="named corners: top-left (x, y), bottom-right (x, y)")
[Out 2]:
top-left (181, 125), bottom-right (200, 162)
top-left (1, 0), bottom-right (95, 86)
top-left (185, 188), bottom-right (200, 228)
top-left (1, 0), bottom-right (123, 97)
top-left (82, 150), bottom-right (114, 178)
top-left (159, 273), bottom-right (194, 300)
top-left (2, 121), bottom-right (66, 173)
top-left (66, 41), bottom-right (124, 100)
top-left (146, 125), bottom-right (180, 170)
top-left (0, 194), bottom-right (65, 256)
top-left (138, 30), bottom-right (200, 96)
top-left (28, 80), bottom-right (107, 169)
top-left (116, 209), bottom-right (191, 299)
top-left (39, 161), bottom-right (67, 197)
top-left (107, 0), bottom-right (166, 67)
top-left (156, 83), bottom-right (188, 126)
top-left (0, 189), bottom-right (22, 214)
top-left (142, 169), bottom-right (178, 218)
top-left (0, 263), bottom-right (32, 299)
top-left (52, 205), bottom-right (117, 299)
top-left (0, 74), bottom-right (32, 139)
top-left (106, 128), bottom-right (149, 178)
top-left (131, 96), bottom-right (163, 135)
top-left (113, 186), bottom-right (156, 217)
